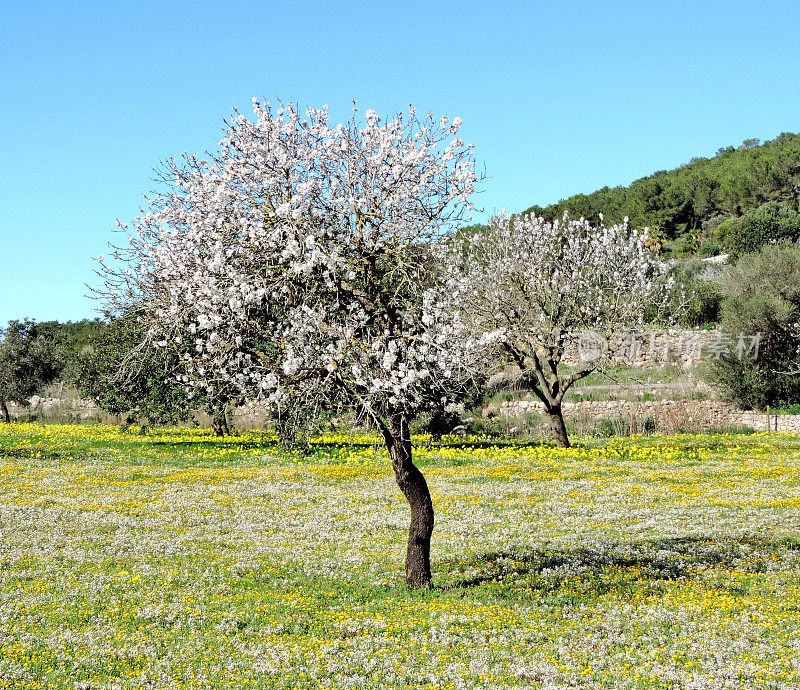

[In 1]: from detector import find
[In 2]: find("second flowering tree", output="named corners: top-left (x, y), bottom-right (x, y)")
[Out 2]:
top-left (440, 213), bottom-right (670, 447)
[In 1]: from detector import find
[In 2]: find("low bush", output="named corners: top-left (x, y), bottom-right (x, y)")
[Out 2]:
top-left (771, 403), bottom-right (800, 415)
top-left (663, 258), bottom-right (723, 327)
top-left (719, 201), bottom-right (800, 261)
top-left (703, 242), bottom-right (800, 409)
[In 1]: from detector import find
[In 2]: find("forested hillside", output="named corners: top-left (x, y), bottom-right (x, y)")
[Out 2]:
top-left (523, 132), bottom-right (800, 257)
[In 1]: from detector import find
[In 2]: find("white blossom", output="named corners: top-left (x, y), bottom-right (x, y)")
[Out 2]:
top-left (102, 100), bottom-right (484, 420)
top-left (438, 212), bottom-right (670, 445)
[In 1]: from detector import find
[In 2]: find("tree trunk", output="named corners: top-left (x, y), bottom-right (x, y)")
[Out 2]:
top-left (1, 398), bottom-right (10, 423)
top-left (382, 415), bottom-right (434, 588)
top-left (212, 405), bottom-right (230, 437)
top-left (547, 405), bottom-right (570, 448)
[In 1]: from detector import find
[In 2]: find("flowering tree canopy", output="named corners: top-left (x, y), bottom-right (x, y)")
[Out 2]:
top-left (441, 213), bottom-right (670, 447)
top-left (102, 101), bottom-right (484, 587)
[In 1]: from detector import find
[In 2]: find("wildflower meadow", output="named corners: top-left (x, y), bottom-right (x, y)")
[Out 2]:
top-left (1, 424), bottom-right (799, 689)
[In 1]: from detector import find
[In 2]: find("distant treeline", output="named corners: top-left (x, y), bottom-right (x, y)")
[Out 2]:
top-left (0, 316), bottom-right (234, 432)
top-left (0, 318), bottom-right (102, 421)
top-left (521, 132), bottom-right (800, 258)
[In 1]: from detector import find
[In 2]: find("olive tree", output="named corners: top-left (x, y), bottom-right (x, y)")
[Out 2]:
top-left (102, 101), bottom-right (486, 587)
top-left (73, 313), bottom-right (204, 430)
top-left (0, 320), bottom-right (61, 422)
top-left (441, 213), bottom-right (670, 447)
top-left (704, 241), bottom-right (800, 409)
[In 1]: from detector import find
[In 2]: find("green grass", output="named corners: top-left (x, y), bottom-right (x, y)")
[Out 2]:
top-left (566, 363), bottom-right (685, 387)
top-left (1, 424), bottom-right (800, 688)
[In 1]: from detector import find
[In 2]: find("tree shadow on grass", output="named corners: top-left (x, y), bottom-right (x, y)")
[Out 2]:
top-left (0, 446), bottom-right (63, 459)
top-left (146, 438), bottom-right (275, 449)
top-left (145, 438), bottom-right (375, 453)
top-left (423, 438), bottom-right (556, 451)
top-left (436, 535), bottom-right (800, 600)
top-left (145, 436), bottom-right (559, 453)
top-left (307, 437), bottom-right (557, 452)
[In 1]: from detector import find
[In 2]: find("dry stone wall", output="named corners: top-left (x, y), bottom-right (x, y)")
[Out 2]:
top-left (490, 398), bottom-right (800, 433)
top-left (560, 328), bottom-right (761, 368)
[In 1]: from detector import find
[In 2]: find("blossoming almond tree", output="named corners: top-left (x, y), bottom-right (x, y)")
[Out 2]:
top-left (102, 101), bottom-right (485, 587)
top-left (441, 213), bottom-right (670, 448)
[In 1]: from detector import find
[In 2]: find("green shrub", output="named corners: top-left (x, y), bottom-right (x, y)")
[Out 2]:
top-left (662, 258), bottom-right (723, 327)
top-left (771, 403), bottom-right (800, 415)
top-left (720, 201), bottom-right (800, 261)
top-left (462, 409), bottom-right (546, 439)
top-left (703, 242), bottom-right (800, 409)
top-left (426, 409), bottom-right (463, 439)
top-left (594, 417), bottom-right (631, 437)
top-left (464, 416), bottom-right (506, 438)
top-left (698, 241), bottom-right (723, 257)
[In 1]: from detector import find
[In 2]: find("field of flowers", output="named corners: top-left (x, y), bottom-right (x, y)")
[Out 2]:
top-left (1, 423), bottom-right (800, 689)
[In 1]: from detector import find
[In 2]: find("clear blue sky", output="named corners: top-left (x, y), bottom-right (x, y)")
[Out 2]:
top-left (2, 0), bottom-right (799, 326)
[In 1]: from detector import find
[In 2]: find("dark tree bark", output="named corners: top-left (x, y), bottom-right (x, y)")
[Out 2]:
top-left (546, 405), bottom-right (570, 448)
top-left (510, 346), bottom-right (592, 449)
top-left (1, 398), bottom-right (10, 423)
top-left (211, 406), bottom-right (230, 437)
top-left (378, 413), bottom-right (434, 588)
